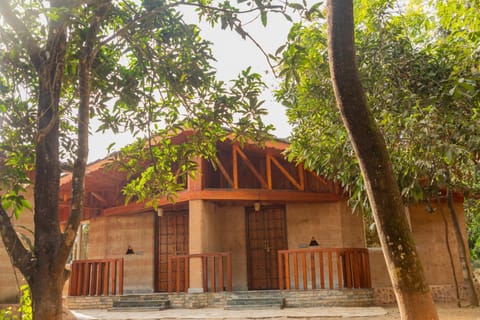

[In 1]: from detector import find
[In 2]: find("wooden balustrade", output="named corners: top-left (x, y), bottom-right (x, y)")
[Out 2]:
top-left (278, 248), bottom-right (371, 290)
top-left (167, 252), bottom-right (232, 293)
top-left (69, 258), bottom-right (124, 296)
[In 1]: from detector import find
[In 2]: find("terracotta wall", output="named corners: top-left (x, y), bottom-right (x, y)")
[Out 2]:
top-left (87, 211), bottom-right (155, 293)
top-left (189, 200), bottom-right (248, 291)
top-left (369, 202), bottom-right (465, 289)
top-left (286, 202), bottom-right (365, 249)
top-left (0, 187), bottom-right (34, 303)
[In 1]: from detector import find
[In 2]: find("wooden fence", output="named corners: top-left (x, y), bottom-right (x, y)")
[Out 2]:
top-left (278, 248), bottom-right (371, 290)
top-left (68, 258), bottom-right (124, 296)
top-left (168, 252), bottom-right (232, 293)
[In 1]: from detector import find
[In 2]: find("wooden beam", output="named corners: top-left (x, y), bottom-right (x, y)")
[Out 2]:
top-left (188, 157), bottom-right (203, 192)
top-left (90, 192), bottom-right (108, 206)
top-left (266, 154), bottom-right (272, 190)
top-left (97, 188), bottom-right (341, 218)
top-left (234, 145), bottom-right (268, 189)
top-left (298, 164), bottom-right (305, 191)
top-left (214, 157), bottom-right (234, 188)
top-left (270, 155), bottom-right (303, 190)
top-left (233, 146), bottom-right (238, 189)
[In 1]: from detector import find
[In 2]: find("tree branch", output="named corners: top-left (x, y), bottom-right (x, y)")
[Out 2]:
top-left (62, 1), bottom-right (112, 257)
top-left (0, 1), bottom-right (42, 70)
top-left (0, 201), bottom-right (35, 279)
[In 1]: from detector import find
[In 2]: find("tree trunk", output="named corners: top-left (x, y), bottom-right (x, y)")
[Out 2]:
top-left (437, 197), bottom-right (461, 307)
top-left (446, 188), bottom-right (479, 306)
top-left (326, 2), bottom-right (438, 319)
top-left (29, 270), bottom-right (65, 320)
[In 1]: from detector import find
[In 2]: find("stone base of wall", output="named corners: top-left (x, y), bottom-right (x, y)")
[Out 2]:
top-left (374, 284), bottom-right (480, 305)
top-left (66, 289), bottom-right (374, 310)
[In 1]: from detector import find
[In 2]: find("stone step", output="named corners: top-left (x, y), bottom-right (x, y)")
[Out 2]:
top-left (225, 295), bottom-right (285, 310)
top-left (224, 304), bottom-right (283, 310)
top-left (110, 295), bottom-right (170, 311)
top-left (109, 306), bottom-right (168, 312)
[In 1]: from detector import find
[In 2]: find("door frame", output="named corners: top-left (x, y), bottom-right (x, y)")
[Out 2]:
top-left (245, 205), bottom-right (287, 290)
top-left (154, 208), bottom-right (189, 292)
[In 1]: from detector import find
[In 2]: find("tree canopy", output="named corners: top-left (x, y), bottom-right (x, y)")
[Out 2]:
top-left (276, 0), bottom-right (480, 212)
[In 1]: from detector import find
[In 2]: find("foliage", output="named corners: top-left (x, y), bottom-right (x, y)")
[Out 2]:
top-left (275, 0), bottom-right (480, 215)
top-left (466, 198), bottom-right (480, 263)
top-left (0, 285), bottom-right (32, 320)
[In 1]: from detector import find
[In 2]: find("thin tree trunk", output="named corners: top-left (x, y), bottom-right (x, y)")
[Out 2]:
top-left (437, 197), bottom-right (461, 307)
top-left (446, 187), bottom-right (479, 306)
top-left (326, 2), bottom-right (438, 319)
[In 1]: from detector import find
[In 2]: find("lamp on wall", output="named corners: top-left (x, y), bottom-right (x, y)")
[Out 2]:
top-left (254, 202), bottom-right (261, 212)
top-left (157, 208), bottom-right (163, 217)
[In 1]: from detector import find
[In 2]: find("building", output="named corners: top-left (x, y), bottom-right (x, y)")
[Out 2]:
top-left (1, 132), bottom-right (475, 307)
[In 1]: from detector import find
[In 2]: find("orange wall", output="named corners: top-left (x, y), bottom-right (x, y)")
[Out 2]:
top-left (286, 202), bottom-right (365, 249)
top-left (87, 212), bottom-right (155, 293)
top-left (0, 187), bottom-right (34, 303)
top-left (369, 203), bottom-right (465, 288)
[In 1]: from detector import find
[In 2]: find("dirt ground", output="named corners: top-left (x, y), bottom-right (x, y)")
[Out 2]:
top-left (327, 304), bottom-right (480, 320)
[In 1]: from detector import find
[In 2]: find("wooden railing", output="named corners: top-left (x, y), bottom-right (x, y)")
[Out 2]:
top-left (68, 258), bottom-right (124, 296)
top-left (167, 252), bottom-right (232, 293)
top-left (278, 248), bottom-right (371, 290)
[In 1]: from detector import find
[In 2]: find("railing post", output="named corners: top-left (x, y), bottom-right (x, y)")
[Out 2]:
top-left (218, 255), bottom-right (224, 292)
top-left (167, 256), bottom-right (172, 293)
top-left (227, 253), bottom-right (232, 291)
top-left (118, 258), bottom-right (124, 295)
top-left (301, 252), bottom-right (307, 290)
top-left (184, 256), bottom-right (189, 293)
top-left (278, 251), bottom-right (284, 290)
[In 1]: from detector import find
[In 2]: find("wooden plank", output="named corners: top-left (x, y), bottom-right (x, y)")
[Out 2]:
top-left (345, 251), bottom-right (352, 288)
top-left (266, 154), bottom-right (272, 189)
top-left (234, 145), bottom-right (268, 188)
top-left (336, 251), bottom-right (343, 289)
top-left (218, 255), bottom-right (224, 292)
top-left (298, 164), bottom-right (305, 191)
top-left (285, 254), bottom-right (291, 290)
top-left (187, 157), bottom-right (203, 192)
top-left (176, 259), bottom-right (181, 293)
top-left (310, 252), bottom-right (316, 290)
top-left (270, 155), bottom-right (303, 190)
top-left (118, 258), bottom-right (124, 295)
top-left (184, 256), bottom-right (189, 293)
top-left (214, 157), bottom-right (234, 188)
top-left (103, 262), bottom-right (109, 296)
top-left (112, 260), bottom-right (117, 295)
top-left (227, 253), bottom-right (233, 291)
top-left (202, 256), bottom-right (208, 292)
top-left (328, 252), bottom-right (333, 289)
top-left (210, 256), bottom-right (216, 292)
top-left (353, 252), bottom-right (361, 288)
top-left (278, 252), bottom-right (284, 290)
top-left (233, 145), bottom-right (238, 189)
top-left (167, 257), bottom-right (172, 293)
top-left (319, 252), bottom-right (325, 289)
top-left (293, 253), bottom-right (299, 290)
top-left (301, 252), bottom-right (307, 290)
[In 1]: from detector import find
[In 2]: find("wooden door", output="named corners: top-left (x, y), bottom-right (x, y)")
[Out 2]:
top-left (246, 206), bottom-right (287, 290)
top-left (155, 211), bottom-right (189, 292)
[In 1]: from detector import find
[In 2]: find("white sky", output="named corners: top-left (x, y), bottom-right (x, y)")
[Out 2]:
top-left (88, 6), bottom-right (295, 161)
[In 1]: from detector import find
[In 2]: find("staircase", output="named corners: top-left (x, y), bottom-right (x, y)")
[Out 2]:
top-left (109, 294), bottom-right (170, 311)
top-left (225, 291), bottom-right (285, 310)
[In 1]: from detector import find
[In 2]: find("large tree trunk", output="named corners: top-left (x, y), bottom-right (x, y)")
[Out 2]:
top-left (326, 2), bottom-right (438, 319)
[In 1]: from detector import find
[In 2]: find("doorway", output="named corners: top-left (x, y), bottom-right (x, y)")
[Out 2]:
top-left (154, 210), bottom-right (189, 292)
top-left (246, 205), bottom-right (287, 290)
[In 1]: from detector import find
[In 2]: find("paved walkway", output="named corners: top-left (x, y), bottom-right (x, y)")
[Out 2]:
top-left (71, 307), bottom-right (388, 320)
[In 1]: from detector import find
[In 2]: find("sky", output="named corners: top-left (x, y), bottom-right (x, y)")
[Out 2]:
top-left (88, 5), bottom-right (296, 161)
